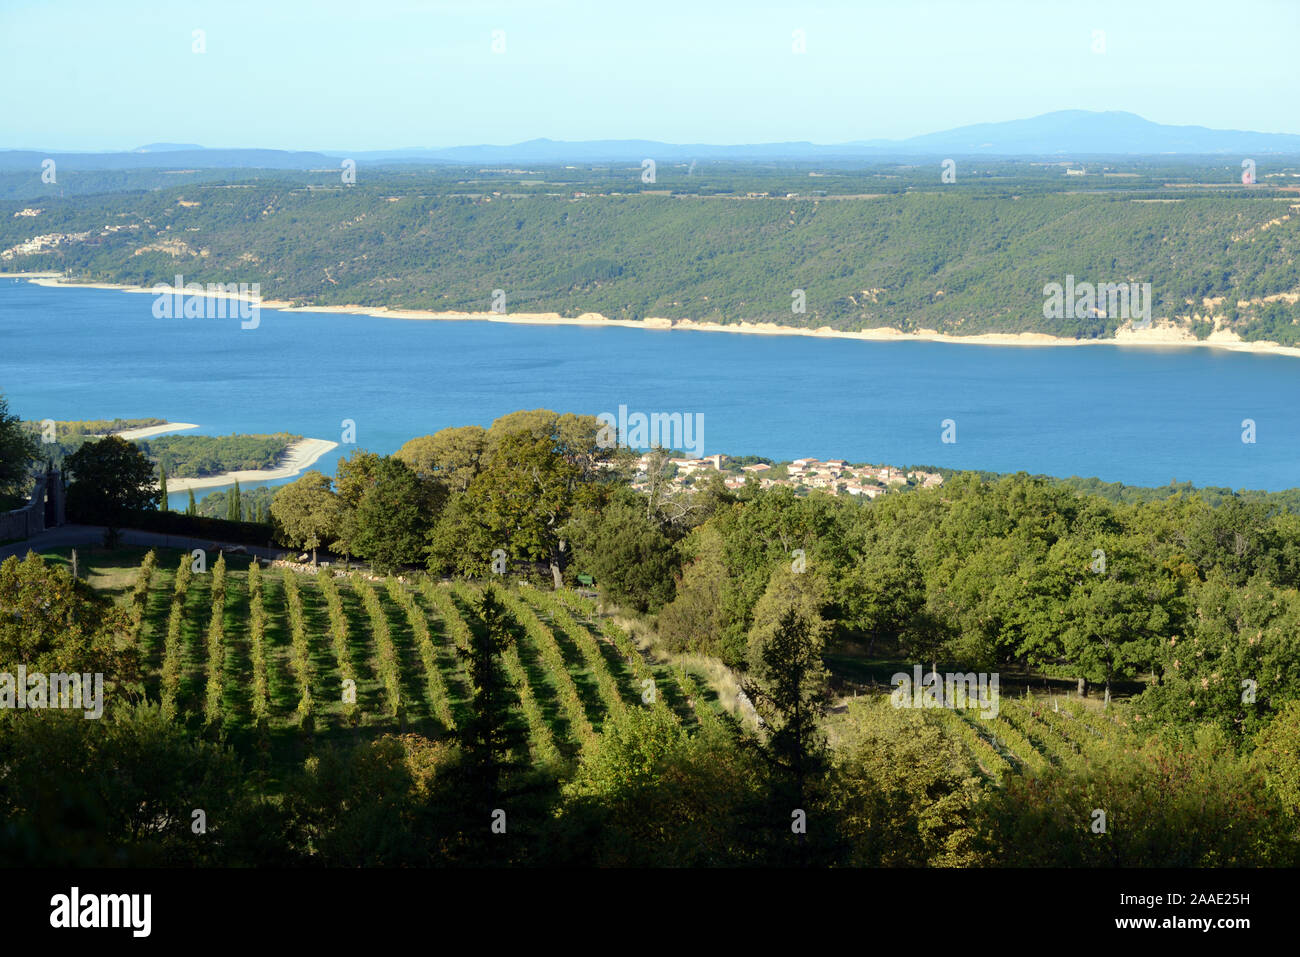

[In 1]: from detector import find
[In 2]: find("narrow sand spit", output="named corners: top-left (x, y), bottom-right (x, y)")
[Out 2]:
top-left (164, 438), bottom-right (339, 493)
top-left (109, 422), bottom-right (200, 440)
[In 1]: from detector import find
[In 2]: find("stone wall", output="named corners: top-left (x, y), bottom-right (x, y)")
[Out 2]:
top-left (0, 474), bottom-right (47, 541)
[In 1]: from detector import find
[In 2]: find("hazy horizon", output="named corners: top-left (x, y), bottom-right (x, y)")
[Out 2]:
top-left (4, 0), bottom-right (1298, 152)
top-left (7, 109), bottom-right (1300, 157)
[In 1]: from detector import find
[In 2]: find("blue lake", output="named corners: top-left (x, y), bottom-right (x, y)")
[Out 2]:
top-left (1, 276), bottom-right (1297, 493)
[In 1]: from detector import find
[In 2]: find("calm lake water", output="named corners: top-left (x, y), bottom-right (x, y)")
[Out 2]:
top-left (2, 277), bottom-right (1297, 493)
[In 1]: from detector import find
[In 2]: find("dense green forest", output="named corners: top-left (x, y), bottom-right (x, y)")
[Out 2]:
top-left (4, 159), bottom-right (1299, 340)
top-left (139, 433), bottom-right (300, 478)
top-left (0, 168), bottom-right (298, 202)
top-left (196, 484), bottom-right (275, 522)
top-left (938, 469), bottom-right (1300, 511)
top-left (25, 416), bottom-right (165, 436)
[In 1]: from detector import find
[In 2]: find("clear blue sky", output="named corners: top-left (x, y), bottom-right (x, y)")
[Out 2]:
top-left (3, 0), bottom-right (1298, 151)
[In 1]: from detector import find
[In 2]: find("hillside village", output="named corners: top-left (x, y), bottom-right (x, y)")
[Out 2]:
top-left (628, 452), bottom-right (945, 498)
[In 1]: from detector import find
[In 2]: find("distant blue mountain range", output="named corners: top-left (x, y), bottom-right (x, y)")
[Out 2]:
top-left (5, 111), bottom-right (1299, 170)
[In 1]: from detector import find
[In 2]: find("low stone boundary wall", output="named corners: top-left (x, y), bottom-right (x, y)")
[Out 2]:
top-left (0, 475), bottom-right (46, 541)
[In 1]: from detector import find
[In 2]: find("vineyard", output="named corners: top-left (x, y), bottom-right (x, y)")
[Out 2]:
top-left (928, 695), bottom-right (1134, 784)
top-left (79, 546), bottom-right (1141, 788)
top-left (112, 548), bottom-right (727, 771)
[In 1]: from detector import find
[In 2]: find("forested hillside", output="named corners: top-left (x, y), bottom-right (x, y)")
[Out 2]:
top-left (4, 160), bottom-right (1300, 340)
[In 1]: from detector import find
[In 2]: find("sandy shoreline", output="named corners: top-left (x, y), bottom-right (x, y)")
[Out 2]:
top-left (18, 275), bottom-right (283, 308)
top-left (109, 422), bottom-right (199, 440)
top-left (75, 412), bottom-right (337, 493)
top-left (164, 438), bottom-right (339, 493)
top-left (10, 273), bottom-right (1300, 359)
